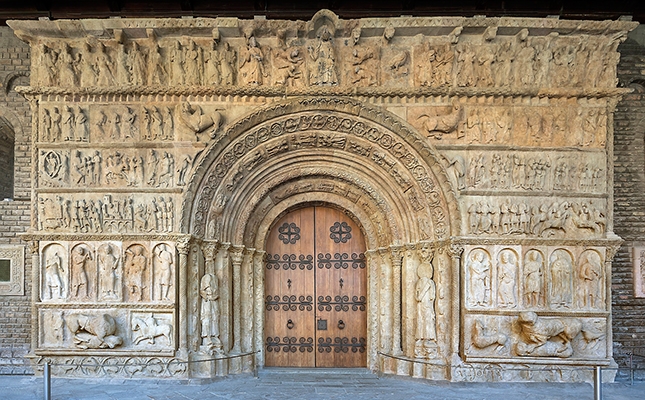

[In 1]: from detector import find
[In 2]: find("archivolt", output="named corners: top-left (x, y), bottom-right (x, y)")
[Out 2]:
top-left (182, 97), bottom-right (460, 246)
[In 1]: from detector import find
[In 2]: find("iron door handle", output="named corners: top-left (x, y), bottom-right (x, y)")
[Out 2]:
top-left (287, 319), bottom-right (294, 329)
top-left (338, 320), bottom-right (345, 330)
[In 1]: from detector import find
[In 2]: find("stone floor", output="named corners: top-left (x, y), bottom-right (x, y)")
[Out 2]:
top-left (0, 369), bottom-right (643, 400)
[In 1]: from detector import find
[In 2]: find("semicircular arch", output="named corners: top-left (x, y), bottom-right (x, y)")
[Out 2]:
top-left (182, 97), bottom-right (460, 246)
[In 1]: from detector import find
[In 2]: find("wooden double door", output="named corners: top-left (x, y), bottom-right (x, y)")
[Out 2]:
top-left (264, 206), bottom-right (367, 367)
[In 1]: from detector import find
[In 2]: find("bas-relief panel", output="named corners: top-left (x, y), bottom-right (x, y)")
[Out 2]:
top-left (409, 104), bottom-right (608, 148)
top-left (461, 197), bottom-right (606, 239)
top-left (25, 20), bottom-right (625, 91)
top-left (439, 150), bottom-right (606, 194)
top-left (464, 245), bottom-right (606, 313)
top-left (38, 308), bottom-right (174, 352)
top-left (38, 241), bottom-right (177, 355)
top-left (40, 241), bottom-right (175, 304)
top-left (462, 245), bottom-right (608, 362)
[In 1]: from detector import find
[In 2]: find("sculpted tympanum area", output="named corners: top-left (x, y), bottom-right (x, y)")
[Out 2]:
top-left (8, 10), bottom-right (635, 381)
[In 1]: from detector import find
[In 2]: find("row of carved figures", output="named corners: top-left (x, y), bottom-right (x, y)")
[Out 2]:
top-left (33, 27), bottom-right (620, 89)
top-left (40, 149), bottom-right (192, 188)
top-left (41, 309), bottom-right (173, 350)
top-left (39, 102), bottom-right (222, 143)
top-left (466, 199), bottom-right (605, 238)
top-left (415, 104), bottom-right (606, 147)
top-left (449, 152), bottom-right (604, 193)
top-left (41, 242), bottom-right (175, 303)
top-left (39, 194), bottom-right (174, 234)
top-left (465, 247), bottom-right (605, 311)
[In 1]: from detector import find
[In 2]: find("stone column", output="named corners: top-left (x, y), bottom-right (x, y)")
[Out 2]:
top-left (365, 250), bottom-right (379, 371)
top-left (390, 246), bottom-right (403, 356)
top-left (218, 243), bottom-right (231, 355)
top-left (377, 248), bottom-right (393, 373)
top-left (448, 242), bottom-right (464, 364)
top-left (605, 243), bottom-right (621, 360)
top-left (176, 236), bottom-right (191, 357)
top-left (230, 245), bottom-right (245, 354)
top-left (241, 248), bottom-right (255, 354)
top-left (253, 250), bottom-right (265, 365)
top-left (29, 240), bottom-right (39, 354)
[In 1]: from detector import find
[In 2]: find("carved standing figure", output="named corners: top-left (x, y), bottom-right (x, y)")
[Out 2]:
top-left (200, 273), bottom-right (223, 354)
top-left (184, 39), bottom-right (203, 85)
top-left (579, 251), bottom-right (602, 308)
top-left (219, 42), bottom-right (236, 85)
top-left (415, 246), bottom-right (437, 358)
top-left (155, 244), bottom-right (173, 301)
top-left (125, 245), bottom-right (147, 301)
top-left (98, 244), bottom-right (119, 299)
top-left (550, 250), bottom-right (573, 308)
top-left (70, 246), bottom-right (92, 299)
top-left (51, 107), bottom-right (62, 142)
top-left (128, 42), bottom-right (147, 86)
top-left (497, 250), bottom-right (517, 307)
top-left (45, 251), bottom-right (65, 300)
top-left (308, 25), bottom-right (338, 86)
top-left (523, 250), bottom-right (543, 307)
top-left (468, 249), bottom-right (490, 307)
top-left (58, 43), bottom-right (77, 87)
top-left (240, 36), bottom-right (265, 86)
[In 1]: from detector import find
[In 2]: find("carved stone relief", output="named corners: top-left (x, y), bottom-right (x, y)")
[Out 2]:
top-left (131, 312), bottom-right (173, 349)
top-left (410, 104), bottom-right (608, 148)
top-left (440, 150), bottom-right (606, 194)
top-left (463, 197), bottom-right (606, 238)
top-left (38, 194), bottom-right (175, 234)
top-left (464, 246), bottom-right (606, 312)
top-left (153, 243), bottom-right (175, 302)
top-left (0, 245), bottom-right (25, 296)
top-left (464, 314), bottom-right (607, 360)
top-left (10, 11), bottom-right (633, 381)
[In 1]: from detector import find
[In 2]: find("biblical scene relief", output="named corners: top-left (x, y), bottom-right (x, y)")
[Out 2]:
top-left (38, 241), bottom-right (176, 353)
top-left (11, 10), bottom-right (631, 381)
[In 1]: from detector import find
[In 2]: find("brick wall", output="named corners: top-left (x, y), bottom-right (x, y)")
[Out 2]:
top-left (0, 26), bottom-right (31, 374)
top-left (613, 34), bottom-right (645, 380)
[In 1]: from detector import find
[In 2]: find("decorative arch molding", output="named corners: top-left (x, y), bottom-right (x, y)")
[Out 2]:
top-left (182, 96), bottom-right (461, 246)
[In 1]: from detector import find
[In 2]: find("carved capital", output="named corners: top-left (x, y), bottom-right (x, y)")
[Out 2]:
top-left (229, 245), bottom-right (245, 265)
top-left (389, 245), bottom-right (404, 266)
top-left (176, 236), bottom-right (192, 255)
top-left (448, 242), bottom-right (464, 259)
top-left (606, 244), bottom-right (622, 263)
top-left (28, 240), bottom-right (40, 255)
top-left (202, 241), bottom-right (220, 261)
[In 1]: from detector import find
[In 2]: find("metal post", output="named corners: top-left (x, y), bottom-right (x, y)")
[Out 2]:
top-left (43, 362), bottom-right (51, 400)
top-left (594, 365), bottom-right (602, 400)
top-left (629, 353), bottom-right (634, 386)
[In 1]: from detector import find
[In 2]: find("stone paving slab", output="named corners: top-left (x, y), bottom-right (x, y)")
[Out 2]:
top-left (0, 371), bottom-right (643, 400)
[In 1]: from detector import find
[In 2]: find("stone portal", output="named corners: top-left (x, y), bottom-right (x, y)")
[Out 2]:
top-left (8, 10), bottom-right (635, 381)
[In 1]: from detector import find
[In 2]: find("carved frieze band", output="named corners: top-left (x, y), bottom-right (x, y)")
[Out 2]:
top-left (15, 15), bottom-right (631, 93)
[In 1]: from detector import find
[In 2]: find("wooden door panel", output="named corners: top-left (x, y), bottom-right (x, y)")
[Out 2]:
top-left (264, 208), bottom-right (315, 367)
top-left (314, 207), bottom-right (367, 367)
top-left (265, 206), bottom-right (366, 368)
